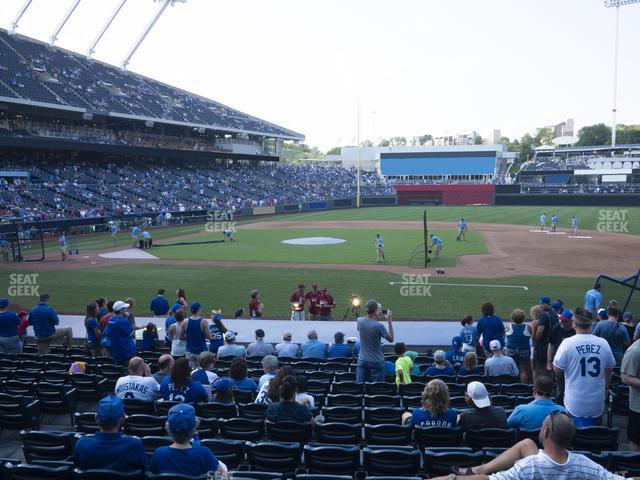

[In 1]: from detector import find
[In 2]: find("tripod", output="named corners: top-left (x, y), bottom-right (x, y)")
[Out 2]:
top-left (341, 305), bottom-right (361, 321)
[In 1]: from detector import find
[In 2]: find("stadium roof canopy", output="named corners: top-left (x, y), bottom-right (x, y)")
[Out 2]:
top-left (0, 28), bottom-right (304, 142)
top-left (534, 143), bottom-right (640, 154)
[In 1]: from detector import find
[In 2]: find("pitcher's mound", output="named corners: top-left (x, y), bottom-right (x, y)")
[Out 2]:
top-left (282, 237), bottom-right (346, 245)
top-left (99, 249), bottom-right (159, 259)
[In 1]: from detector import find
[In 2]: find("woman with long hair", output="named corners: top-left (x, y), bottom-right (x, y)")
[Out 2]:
top-left (159, 356), bottom-right (209, 403)
top-left (226, 357), bottom-right (257, 392)
top-left (458, 352), bottom-right (479, 376)
top-left (530, 304), bottom-right (544, 379)
top-left (169, 309), bottom-right (187, 358)
top-left (84, 302), bottom-right (102, 357)
top-left (176, 289), bottom-right (187, 308)
top-left (256, 365), bottom-right (295, 405)
top-left (402, 379), bottom-right (457, 427)
top-left (265, 375), bottom-right (313, 423)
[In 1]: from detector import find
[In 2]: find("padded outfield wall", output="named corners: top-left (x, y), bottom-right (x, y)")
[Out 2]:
top-left (394, 184), bottom-right (495, 205)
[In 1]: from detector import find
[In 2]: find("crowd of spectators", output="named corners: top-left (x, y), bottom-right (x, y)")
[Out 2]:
top-left (1, 283), bottom-right (639, 478)
top-left (0, 155), bottom-right (394, 221)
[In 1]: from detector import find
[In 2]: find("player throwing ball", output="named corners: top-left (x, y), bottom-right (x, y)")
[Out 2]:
top-left (374, 233), bottom-right (386, 263)
top-left (551, 214), bottom-right (558, 232)
top-left (429, 234), bottom-right (443, 259)
top-left (456, 218), bottom-right (468, 241)
top-left (222, 228), bottom-right (236, 242)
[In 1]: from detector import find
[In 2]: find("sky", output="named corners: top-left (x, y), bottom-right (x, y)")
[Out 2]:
top-left (1, 0), bottom-right (639, 151)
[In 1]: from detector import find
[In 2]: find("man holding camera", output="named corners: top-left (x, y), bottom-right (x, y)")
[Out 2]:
top-left (356, 300), bottom-right (394, 383)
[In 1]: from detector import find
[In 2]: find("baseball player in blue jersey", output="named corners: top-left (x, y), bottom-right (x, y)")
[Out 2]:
top-left (110, 222), bottom-right (118, 243)
top-left (457, 218), bottom-right (468, 241)
top-left (223, 228), bottom-right (236, 242)
top-left (551, 214), bottom-right (558, 232)
top-left (58, 232), bottom-right (67, 261)
top-left (570, 216), bottom-right (578, 236)
top-left (131, 226), bottom-right (140, 247)
top-left (539, 213), bottom-right (547, 230)
top-left (429, 234), bottom-right (443, 258)
top-left (375, 233), bottom-right (386, 263)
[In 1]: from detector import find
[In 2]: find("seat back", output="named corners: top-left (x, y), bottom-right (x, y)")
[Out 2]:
top-left (326, 394), bottom-right (362, 407)
top-left (413, 426), bottom-right (464, 448)
top-left (200, 439), bottom-right (245, 469)
top-left (364, 382), bottom-right (397, 396)
top-left (72, 468), bottom-right (144, 480)
top-left (363, 407), bottom-right (404, 425)
top-left (140, 436), bottom-right (173, 456)
top-left (20, 431), bottom-right (79, 462)
top-left (266, 421), bottom-right (312, 443)
top-left (73, 413), bottom-right (99, 434)
top-left (196, 402), bottom-right (238, 419)
top-left (423, 448), bottom-right (483, 477)
top-left (0, 394), bottom-right (40, 430)
top-left (123, 399), bottom-right (156, 415)
top-left (571, 426), bottom-right (619, 452)
top-left (314, 422), bottom-right (362, 444)
top-left (218, 418), bottom-right (264, 442)
top-left (362, 448), bottom-right (420, 476)
top-left (321, 406), bottom-right (361, 424)
top-left (398, 383), bottom-right (425, 397)
top-left (303, 445), bottom-right (360, 475)
top-left (245, 441), bottom-right (300, 474)
top-left (2, 462), bottom-right (73, 480)
top-left (331, 382), bottom-right (363, 395)
top-left (364, 424), bottom-right (412, 445)
top-left (123, 415), bottom-right (167, 437)
top-left (364, 395), bottom-right (401, 408)
top-left (238, 403), bottom-right (268, 419)
top-left (465, 428), bottom-right (517, 450)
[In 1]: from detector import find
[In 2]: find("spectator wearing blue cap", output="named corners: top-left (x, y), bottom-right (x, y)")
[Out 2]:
top-left (148, 403), bottom-right (227, 478)
top-left (29, 293), bottom-right (73, 354)
top-left (446, 336), bottom-right (467, 366)
top-left (107, 301), bottom-right (137, 364)
top-left (72, 395), bottom-right (147, 472)
top-left (183, 302), bottom-right (211, 369)
top-left (160, 357), bottom-right (209, 403)
top-left (505, 309), bottom-right (533, 383)
top-left (533, 296), bottom-right (559, 375)
top-left (0, 298), bottom-right (22, 354)
top-left (164, 303), bottom-right (181, 347)
top-left (213, 378), bottom-right (236, 406)
top-left (150, 289), bottom-right (170, 316)
top-left (217, 331), bottom-right (246, 358)
top-left (476, 302), bottom-right (505, 356)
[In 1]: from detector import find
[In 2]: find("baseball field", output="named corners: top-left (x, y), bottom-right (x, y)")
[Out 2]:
top-left (2, 205), bottom-right (639, 320)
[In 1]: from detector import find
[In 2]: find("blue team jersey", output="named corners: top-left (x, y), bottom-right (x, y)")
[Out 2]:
top-left (132, 227), bottom-right (140, 236)
top-left (539, 215), bottom-right (546, 223)
top-left (458, 221), bottom-right (466, 229)
top-left (460, 325), bottom-right (479, 348)
top-left (431, 236), bottom-right (443, 245)
top-left (208, 321), bottom-right (224, 353)
top-left (375, 237), bottom-right (384, 247)
top-left (572, 217), bottom-right (578, 227)
top-left (551, 216), bottom-right (558, 223)
top-left (584, 289), bottom-right (603, 313)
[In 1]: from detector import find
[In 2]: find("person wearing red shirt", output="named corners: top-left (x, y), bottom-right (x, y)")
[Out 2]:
top-left (305, 284), bottom-right (321, 320)
top-left (289, 284), bottom-right (306, 321)
top-left (318, 288), bottom-right (336, 321)
top-left (249, 290), bottom-right (263, 319)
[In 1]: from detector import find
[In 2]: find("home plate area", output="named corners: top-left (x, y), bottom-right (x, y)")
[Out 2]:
top-left (99, 249), bottom-right (159, 259)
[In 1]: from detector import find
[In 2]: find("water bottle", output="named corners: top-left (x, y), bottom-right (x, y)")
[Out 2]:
top-left (192, 431), bottom-right (200, 447)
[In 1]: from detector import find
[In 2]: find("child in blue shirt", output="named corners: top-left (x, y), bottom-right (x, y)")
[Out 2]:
top-left (148, 403), bottom-right (227, 477)
top-left (142, 322), bottom-right (158, 351)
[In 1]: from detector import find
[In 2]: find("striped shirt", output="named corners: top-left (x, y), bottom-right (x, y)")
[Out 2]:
top-left (490, 451), bottom-right (625, 480)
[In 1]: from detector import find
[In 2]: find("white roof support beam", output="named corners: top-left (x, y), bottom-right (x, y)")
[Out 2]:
top-left (87, 0), bottom-right (128, 58)
top-left (9, 0), bottom-right (33, 35)
top-left (50, 0), bottom-right (82, 46)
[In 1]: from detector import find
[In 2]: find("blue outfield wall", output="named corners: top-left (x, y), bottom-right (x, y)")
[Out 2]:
top-left (380, 155), bottom-right (496, 176)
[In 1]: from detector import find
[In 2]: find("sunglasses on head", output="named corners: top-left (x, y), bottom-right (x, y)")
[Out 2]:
top-left (549, 410), bottom-right (571, 433)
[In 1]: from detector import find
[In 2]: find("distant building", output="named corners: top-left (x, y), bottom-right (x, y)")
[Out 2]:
top-left (554, 118), bottom-right (575, 138)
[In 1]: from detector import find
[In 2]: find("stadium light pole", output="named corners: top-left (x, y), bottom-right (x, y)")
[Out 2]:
top-left (604, 0), bottom-right (640, 149)
top-left (356, 98), bottom-right (361, 208)
top-left (9, 0), bottom-right (33, 35)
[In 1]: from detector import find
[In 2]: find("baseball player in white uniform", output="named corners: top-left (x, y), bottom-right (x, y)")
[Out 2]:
top-left (374, 234), bottom-right (385, 263)
top-left (571, 216), bottom-right (578, 236)
top-left (539, 213), bottom-right (547, 230)
top-left (456, 218), bottom-right (468, 241)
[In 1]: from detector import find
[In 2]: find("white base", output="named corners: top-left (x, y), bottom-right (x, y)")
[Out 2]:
top-left (99, 249), bottom-right (158, 259)
top-left (546, 231), bottom-right (566, 235)
top-left (529, 229), bottom-right (548, 233)
top-left (568, 235), bottom-right (592, 239)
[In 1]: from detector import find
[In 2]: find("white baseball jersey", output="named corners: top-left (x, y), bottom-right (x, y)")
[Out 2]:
top-left (553, 333), bottom-right (615, 418)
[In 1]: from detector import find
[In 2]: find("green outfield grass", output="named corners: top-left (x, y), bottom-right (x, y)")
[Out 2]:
top-left (152, 227), bottom-right (486, 267)
top-left (256, 205), bottom-right (640, 234)
top-left (4, 263), bottom-right (634, 320)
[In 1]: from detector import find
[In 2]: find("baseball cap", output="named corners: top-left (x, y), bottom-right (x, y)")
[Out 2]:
top-left (298, 283), bottom-right (305, 289)
top-left (451, 336), bottom-right (463, 348)
top-left (623, 312), bottom-right (634, 321)
top-left (255, 328), bottom-right (265, 338)
top-left (551, 301), bottom-right (563, 310)
top-left (608, 299), bottom-right (619, 307)
top-left (597, 308), bottom-right (608, 320)
top-left (215, 378), bottom-right (232, 393)
top-left (0, 298), bottom-right (9, 308)
top-left (321, 287), bottom-right (327, 292)
top-left (190, 301), bottom-right (202, 313)
top-left (171, 303), bottom-right (182, 313)
top-left (467, 381), bottom-right (491, 408)
top-left (433, 350), bottom-right (446, 362)
top-left (168, 403), bottom-right (196, 434)
top-left (224, 331), bottom-right (236, 342)
top-left (489, 339), bottom-right (502, 351)
top-left (283, 332), bottom-right (292, 340)
top-left (539, 296), bottom-right (551, 305)
top-left (97, 395), bottom-right (125, 424)
top-left (561, 309), bottom-right (573, 320)
top-left (112, 300), bottom-right (129, 312)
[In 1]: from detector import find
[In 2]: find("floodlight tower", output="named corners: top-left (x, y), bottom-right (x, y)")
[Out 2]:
top-left (604, 0), bottom-right (640, 149)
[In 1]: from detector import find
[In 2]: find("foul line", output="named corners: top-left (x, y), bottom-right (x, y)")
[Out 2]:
top-left (389, 281), bottom-right (529, 291)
